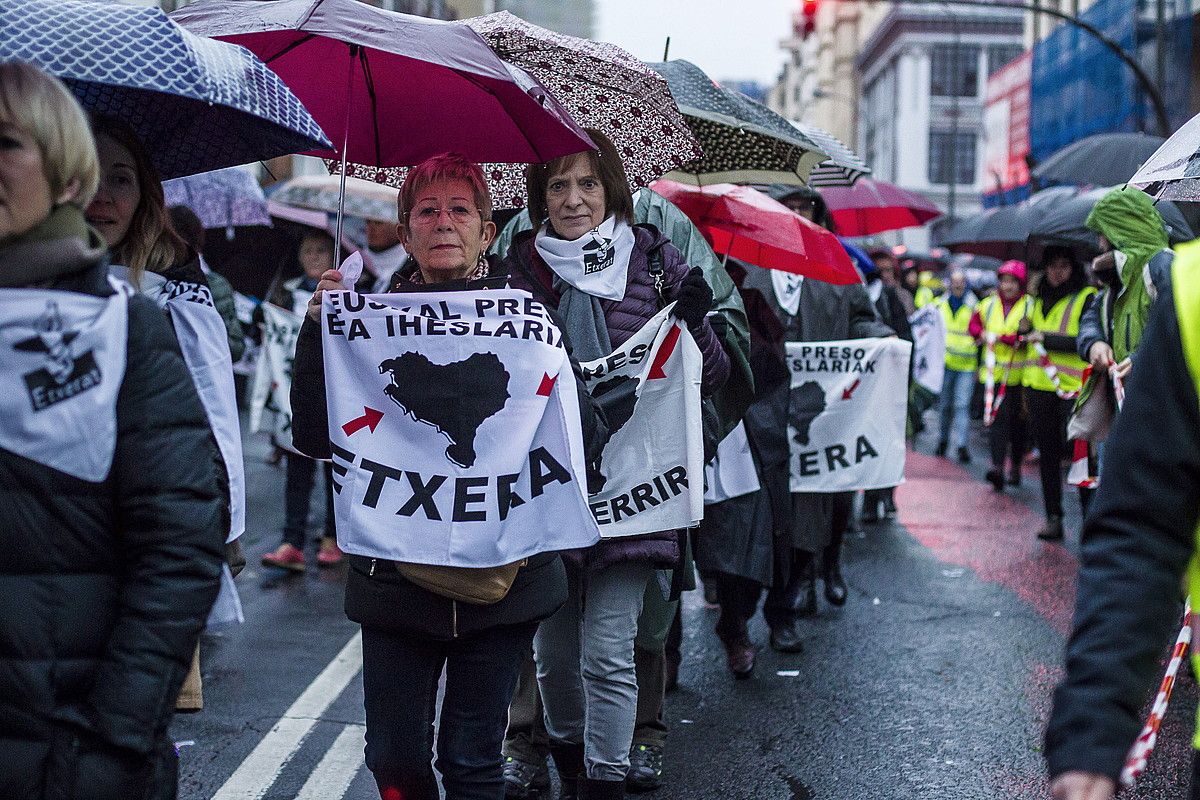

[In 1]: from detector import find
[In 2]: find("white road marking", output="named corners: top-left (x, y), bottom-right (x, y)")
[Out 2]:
top-left (211, 631), bottom-right (363, 800)
top-left (294, 723), bottom-right (368, 800)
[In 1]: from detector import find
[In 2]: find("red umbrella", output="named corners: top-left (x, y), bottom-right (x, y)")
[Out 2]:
top-left (651, 180), bottom-right (859, 285)
top-left (820, 178), bottom-right (942, 236)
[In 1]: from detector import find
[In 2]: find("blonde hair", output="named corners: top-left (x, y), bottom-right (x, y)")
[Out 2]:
top-left (0, 62), bottom-right (100, 207)
top-left (91, 115), bottom-right (188, 282)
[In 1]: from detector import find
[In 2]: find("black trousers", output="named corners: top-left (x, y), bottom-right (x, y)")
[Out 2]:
top-left (362, 622), bottom-right (536, 800)
top-left (989, 383), bottom-right (1027, 474)
top-left (283, 453), bottom-right (334, 547)
top-left (1026, 388), bottom-right (1091, 518)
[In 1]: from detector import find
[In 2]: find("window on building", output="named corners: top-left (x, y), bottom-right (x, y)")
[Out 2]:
top-left (986, 44), bottom-right (1025, 77)
top-left (929, 44), bottom-right (980, 97)
top-left (928, 131), bottom-right (977, 184)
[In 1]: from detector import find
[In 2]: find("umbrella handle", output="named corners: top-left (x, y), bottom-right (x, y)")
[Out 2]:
top-left (334, 46), bottom-right (358, 270)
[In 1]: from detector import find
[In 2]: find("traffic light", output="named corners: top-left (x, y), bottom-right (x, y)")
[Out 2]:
top-left (800, 0), bottom-right (818, 38)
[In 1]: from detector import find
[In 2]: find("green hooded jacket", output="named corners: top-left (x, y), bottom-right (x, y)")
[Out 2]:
top-left (492, 188), bottom-right (754, 438)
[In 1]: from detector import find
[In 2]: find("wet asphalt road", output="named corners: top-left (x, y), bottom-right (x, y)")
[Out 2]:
top-left (172, 421), bottom-right (1196, 799)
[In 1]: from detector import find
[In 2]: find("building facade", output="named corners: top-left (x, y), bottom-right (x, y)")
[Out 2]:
top-left (855, 5), bottom-right (1025, 248)
top-left (493, 0), bottom-right (594, 37)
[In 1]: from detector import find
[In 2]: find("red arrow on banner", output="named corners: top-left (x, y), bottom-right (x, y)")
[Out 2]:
top-left (841, 379), bottom-right (861, 400)
top-left (536, 372), bottom-right (558, 396)
top-left (648, 324), bottom-right (683, 380)
top-left (342, 407), bottom-right (384, 436)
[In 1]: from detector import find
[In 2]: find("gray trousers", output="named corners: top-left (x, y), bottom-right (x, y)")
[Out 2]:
top-left (534, 561), bottom-right (655, 781)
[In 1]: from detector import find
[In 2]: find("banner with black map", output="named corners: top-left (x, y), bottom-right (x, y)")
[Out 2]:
top-left (580, 304), bottom-right (705, 538)
top-left (320, 289), bottom-right (599, 568)
top-left (249, 302), bottom-right (303, 453)
top-left (786, 338), bottom-right (911, 492)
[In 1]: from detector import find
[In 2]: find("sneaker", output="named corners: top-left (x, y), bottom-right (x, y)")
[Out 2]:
top-left (503, 755), bottom-right (549, 798)
top-left (261, 543), bottom-right (305, 572)
top-left (626, 743), bottom-right (663, 792)
top-left (317, 536), bottom-right (344, 567)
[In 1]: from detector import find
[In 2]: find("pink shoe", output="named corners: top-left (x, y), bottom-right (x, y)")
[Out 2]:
top-left (317, 537), bottom-right (344, 567)
top-left (262, 543), bottom-right (306, 572)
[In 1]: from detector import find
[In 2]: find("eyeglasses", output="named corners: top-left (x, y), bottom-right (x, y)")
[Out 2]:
top-left (407, 204), bottom-right (481, 226)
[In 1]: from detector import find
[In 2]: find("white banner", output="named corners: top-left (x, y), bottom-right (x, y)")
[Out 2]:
top-left (909, 304), bottom-right (946, 394)
top-left (704, 421), bottom-right (760, 505)
top-left (580, 304), bottom-right (705, 537)
top-left (320, 289), bottom-right (599, 567)
top-left (786, 338), bottom-right (911, 492)
top-left (249, 303), bottom-right (304, 453)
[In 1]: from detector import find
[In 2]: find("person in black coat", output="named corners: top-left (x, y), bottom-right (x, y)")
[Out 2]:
top-left (289, 154), bottom-right (608, 800)
top-left (0, 63), bottom-right (224, 800)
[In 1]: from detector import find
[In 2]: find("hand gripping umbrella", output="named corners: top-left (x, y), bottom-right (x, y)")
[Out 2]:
top-left (820, 178), bottom-right (943, 236)
top-left (0, 0), bottom-right (330, 179)
top-left (647, 59), bottom-right (828, 187)
top-left (173, 0), bottom-right (594, 263)
top-left (651, 180), bottom-right (859, 285)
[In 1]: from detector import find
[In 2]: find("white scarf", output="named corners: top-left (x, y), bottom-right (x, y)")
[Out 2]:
top-left (367, 243), bottom-right (409, 293)
top-left (111, 266), bottom-right (245, 542)
top-left (0, 279), bottom-right (129, 481)
top-left (534, 215), bottom-right (636, 301)
top-left (772, 270), bottom-right (804, 316)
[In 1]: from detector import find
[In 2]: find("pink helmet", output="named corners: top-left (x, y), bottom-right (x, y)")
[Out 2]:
top-left (998, 260), bottom-right (1027, 286)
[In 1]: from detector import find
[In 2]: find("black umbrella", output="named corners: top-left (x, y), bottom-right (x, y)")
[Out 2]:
top-left (939, 186), bottom-right (1078, 260)
top-left (647, 59), bottom-right (827, 186)
top-left (1026, 185), bottom-right (1193, 264)
top-left (1032, 132), bottom-right (1166, 188)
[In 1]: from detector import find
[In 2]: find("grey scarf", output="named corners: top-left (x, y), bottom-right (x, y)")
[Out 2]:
top-left (553, 275), bottom-right (612, 361)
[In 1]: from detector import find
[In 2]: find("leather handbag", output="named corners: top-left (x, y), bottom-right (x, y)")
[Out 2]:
top-left (396, 559), bottom-right (527, 605)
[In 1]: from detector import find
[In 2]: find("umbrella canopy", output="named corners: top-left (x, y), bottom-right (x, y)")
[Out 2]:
top-left (821, 178), bottom-right (942, 236)
top-left (1, 0), bottom-right (330, 179)
top-left (647, 60), bottom-right (828, 187)
top-left (461, 11), bottom-right (700, 199)
top-left (268, 174), bottom-right (400, 224)
top-left (172, 0), bottom-right (593, 172)
top-left (1026, 184), bottom-right (1194, 262)
top-left (792, 122), bottom-right (871, 187)
top-left (1129, 113), bottom-right (1200, 201)
top-left (1032, 132), bottom-right (1166, 188)
top-left (163, 167), bottom-right (271, 229)
top-left (650, 180), bottom-right (859, 285)
top-left (939, 186), bottom-right (1079, 260)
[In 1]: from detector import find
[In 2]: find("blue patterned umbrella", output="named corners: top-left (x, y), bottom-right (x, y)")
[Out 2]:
top-left (0, 0), bottom-right (330, 179)
top-left (163, 167), bottom-right (271, 230)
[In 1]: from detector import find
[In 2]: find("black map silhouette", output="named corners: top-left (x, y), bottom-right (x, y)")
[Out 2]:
top-left (788, 381), bottom-right (826, 446)
top-left (591, 374), bottom-right (640, 488)
top-left (379, 352), bottom-right (510, 468)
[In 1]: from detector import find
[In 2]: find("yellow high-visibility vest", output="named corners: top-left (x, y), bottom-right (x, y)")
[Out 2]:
top-left (937, 296), bottom-right (977, 373)
top-left (976, 294), bottom-right (1032, 386)
top-left (914, 285), bottom-right (935, 309)
top-left (1023, 287), bottom-right (1097, 394)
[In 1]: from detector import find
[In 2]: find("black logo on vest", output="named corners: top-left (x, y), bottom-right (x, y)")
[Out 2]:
top-left (13, 302), bottom-right (102, 412)
top-left (582, 236), bottom-right (614, 275)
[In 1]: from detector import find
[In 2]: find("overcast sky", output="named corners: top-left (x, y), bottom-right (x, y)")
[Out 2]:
top-left (595, 0), bottom-right (795, 87)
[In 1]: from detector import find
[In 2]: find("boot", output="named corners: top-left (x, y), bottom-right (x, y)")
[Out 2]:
top-left (715, 618), bottom-right (756, 679)
top-left (1036, 514), bottom-right (1065, 541)
top-left (985, 467), bottom-right (1005, 492)
top-left (821, 556), bottom-right (847, 607)
top-left (549, 743), bottom-right (585, 800)
top-left (796, 559), bottom-right (818, 618)
top-left (578, 777), bottom-right (625, 799)
top-left (175, 644), bottom-right (203, 712)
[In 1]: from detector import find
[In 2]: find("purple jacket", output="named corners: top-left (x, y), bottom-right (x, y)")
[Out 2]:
top-left (503, 224), bottom-right (730, 572)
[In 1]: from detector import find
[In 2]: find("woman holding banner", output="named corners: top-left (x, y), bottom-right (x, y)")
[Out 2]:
top-left (291, 153), bottom-right (609, 800)
top-left (501, 129), bottom-right (730, 799)
top-left (0, 63), bottom-right (223, 799)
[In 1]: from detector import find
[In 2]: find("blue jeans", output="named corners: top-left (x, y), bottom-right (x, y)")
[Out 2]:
top-left (938, 368), bottom-right (975, 450)
top-left (362, 621), bottom-right (537, 800)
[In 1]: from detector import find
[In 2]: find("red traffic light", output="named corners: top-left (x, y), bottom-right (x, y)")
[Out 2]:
top-left (800, 0), bottom-right (818, 37)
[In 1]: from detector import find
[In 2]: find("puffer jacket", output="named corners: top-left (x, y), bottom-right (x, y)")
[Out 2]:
top-left (502, 224), bottom-right (732, 572)
top-left (0, 255), bottom-right (224, 800)
top-left (290, 257), bottom-right (609, 641)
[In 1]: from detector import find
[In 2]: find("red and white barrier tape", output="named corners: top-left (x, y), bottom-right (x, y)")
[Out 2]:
top-left (1031, 342), bottom-right (1079, 400)
top-left (982, 336), bottom-right (1017, 427)
top-left (1120, 598), bottom-right (1193, 788)
top-left (1066, 368), bottom-right (1127, 489)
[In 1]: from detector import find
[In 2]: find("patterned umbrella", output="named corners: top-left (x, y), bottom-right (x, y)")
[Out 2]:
top-left (163, 168), bottom-right (271, 230)
top-left (0, 0), bottom-right (330, 179)
top-left (647, 59), bottom-right (827, 187)
top-left (792, 122), bottom-right (871, 187)
top-left (269, 175), bottom-right (399, 224)
top-left (820, 178), bottom-right (943, 236)
top-left (1129, 113), bottom-right (1200, 201)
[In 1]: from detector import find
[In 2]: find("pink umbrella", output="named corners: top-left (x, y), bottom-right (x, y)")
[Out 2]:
top-left (820, 178), bottom-right (943, 236)
top-left (651, 180), bottom-right (859, 285)
top-left (172, 0), bottom-right (592, 258)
